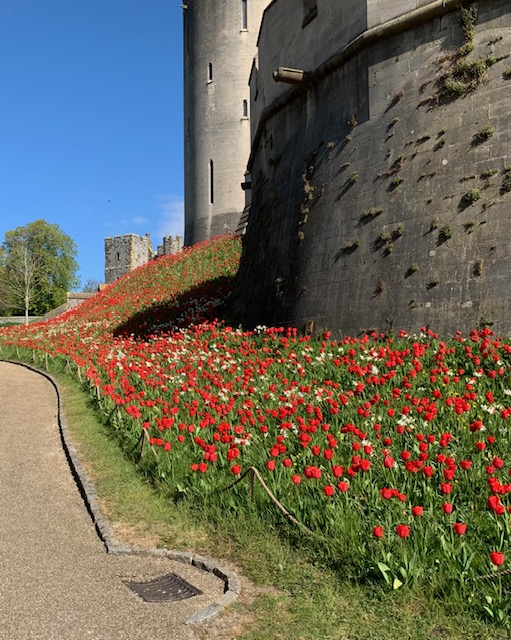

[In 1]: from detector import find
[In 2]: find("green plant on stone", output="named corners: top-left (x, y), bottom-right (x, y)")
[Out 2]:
top-left (463, 189), bottom-right (481, 204)
top-left (459, 4), bottom-right (478, 48)
top-left (379, 228), bottom-right (391, 242)
top-left (501, 172), bottom-right (511, 193)
top-left (440, 40), bottom-right (504, 99)
top-left (349, 171), bottom-right (359, 184)
top-left (361, 207), bottom-right (383, 221)
top-left (442, 77), bottom-right (471, 97)
top-left (389, 176), bottom-right (404, 190)
top-left (343, 238), bottom-right (360, 250)
top-left (474, 125), bottom-right (494, 142)
top-left (440, 225), bottom-right (452, 241)
top-left (393, 224), bottom-right (404, 239)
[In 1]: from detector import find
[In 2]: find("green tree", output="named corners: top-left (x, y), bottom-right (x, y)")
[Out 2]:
top-left (0, 248), bottom-right (9, 316)
top-left (0, 220), bottom-right (79, 318)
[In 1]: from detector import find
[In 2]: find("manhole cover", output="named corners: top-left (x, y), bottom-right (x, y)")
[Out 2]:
top-left (124, 573), bottom-right (203, 603)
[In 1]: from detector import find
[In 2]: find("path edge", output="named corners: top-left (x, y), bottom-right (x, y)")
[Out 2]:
top-left (1, 359), bottom-right (241, 625)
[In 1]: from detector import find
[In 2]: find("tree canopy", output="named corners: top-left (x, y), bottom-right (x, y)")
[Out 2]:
top-left (0, 220), bottom-right (79, 318)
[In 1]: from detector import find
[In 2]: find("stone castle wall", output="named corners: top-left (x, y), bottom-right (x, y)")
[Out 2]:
top-left (104, 234), bottom-right (183, 284)
top-left (235, 0), bottom-right (511, 336)
top-left (104, 234), bottom-right (154, 284)
top-left (157, 235), bottom-right (183, 257)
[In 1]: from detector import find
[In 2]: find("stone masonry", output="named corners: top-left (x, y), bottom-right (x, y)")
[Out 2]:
top-left (104, 233), bottom-right (183, 284)
top-left (104, 234), bottom-right (154, 284)
top-left (234, 0), bottom-right (511, 337)
top-left (183, 0), bottom-right (268, 245)
top-left (157, 235), bottom-right (183, 257)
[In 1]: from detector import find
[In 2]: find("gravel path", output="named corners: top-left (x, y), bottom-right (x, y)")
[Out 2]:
top-left (0, 361), bottom-right (228, 640)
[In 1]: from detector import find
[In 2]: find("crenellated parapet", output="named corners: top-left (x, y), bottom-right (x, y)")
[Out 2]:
top-left (157, 235), bottom-right (183, 257)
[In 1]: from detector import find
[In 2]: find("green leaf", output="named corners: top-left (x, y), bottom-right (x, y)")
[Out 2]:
top-left (393, 577), bottom-right (403, 590)
top-left (377, 562), bottom-right (391, 585)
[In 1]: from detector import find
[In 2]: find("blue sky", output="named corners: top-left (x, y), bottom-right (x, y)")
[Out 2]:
top-left (0, 1), bottom-right (183, 287)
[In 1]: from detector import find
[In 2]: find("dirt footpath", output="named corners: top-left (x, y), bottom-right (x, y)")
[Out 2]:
top-left (0, 361), bottom-right (237, 640)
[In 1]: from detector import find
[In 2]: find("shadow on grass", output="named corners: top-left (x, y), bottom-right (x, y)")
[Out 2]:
top-left (111, 275), bottom-right (236, 340)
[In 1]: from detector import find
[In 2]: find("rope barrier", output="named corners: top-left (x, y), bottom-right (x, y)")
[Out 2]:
top-left (219, 466), bottom-right (315, 535)
top-left (478, 566), bottom-right (511, 581)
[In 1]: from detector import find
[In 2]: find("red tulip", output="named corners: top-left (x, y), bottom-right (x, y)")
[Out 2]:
top-left (373, 525), bottom-right (384, 539)
top-left (490, 551), bottom-right (505, 566)
top-left (396, 524), bottom-right (410, 538)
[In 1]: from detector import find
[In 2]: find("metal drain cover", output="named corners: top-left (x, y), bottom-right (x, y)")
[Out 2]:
top-left (124, 573), bottom-right (203, 603)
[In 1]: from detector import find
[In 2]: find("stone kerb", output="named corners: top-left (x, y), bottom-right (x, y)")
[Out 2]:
top-left (5, 360), bottom-right (242, 625)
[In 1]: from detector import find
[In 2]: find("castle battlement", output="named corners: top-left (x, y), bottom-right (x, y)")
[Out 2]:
top-left (104, 232), bottom-right (183, 284)
top-left (157, 235), bottom-right (183, 257)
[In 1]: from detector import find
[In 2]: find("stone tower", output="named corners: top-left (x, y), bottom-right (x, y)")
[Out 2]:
top-left (104, 234), bottom-right (154, 284)
top-left (183, 0), bottom-right (268, 245)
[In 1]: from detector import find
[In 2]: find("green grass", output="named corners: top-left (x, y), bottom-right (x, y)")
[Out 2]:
top-left (56, 370), bottom-right (208, 550)
top-left (8, 355), bottom-right (505, 640)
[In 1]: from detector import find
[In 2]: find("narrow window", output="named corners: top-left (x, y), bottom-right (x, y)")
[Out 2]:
top-left (303, 0), bottom-right (317, 27)
top-left (209, 160), bottom-right (214, 204)
top-left (242, 99), bottom-right (248, 118)
top-left (241, 0), bottom-right (248, 29)
top-left (116, 252), bottom-right (120, 261)
top-left (208, 62), bottom-right (213, 82)
top-left (187, 116), bottom-right (191, 138)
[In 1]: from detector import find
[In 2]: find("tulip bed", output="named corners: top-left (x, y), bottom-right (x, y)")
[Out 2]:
top-left (2, 234), bottom-right (511, 624)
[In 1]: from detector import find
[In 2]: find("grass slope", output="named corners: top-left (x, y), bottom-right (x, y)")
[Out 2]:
top-left (1, 235), bottom-right (511, 637)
